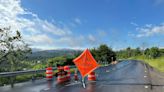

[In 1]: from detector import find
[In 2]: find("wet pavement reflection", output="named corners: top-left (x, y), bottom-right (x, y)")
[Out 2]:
top-left (0, 60), bottom-right (164, 92)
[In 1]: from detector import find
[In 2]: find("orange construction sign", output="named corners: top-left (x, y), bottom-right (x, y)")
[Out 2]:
top-left (73, 49), bottom-right (99, 78)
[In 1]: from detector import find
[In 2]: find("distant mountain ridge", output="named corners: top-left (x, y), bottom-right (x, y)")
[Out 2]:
top-left (27, 48), bottom-right (82, 60)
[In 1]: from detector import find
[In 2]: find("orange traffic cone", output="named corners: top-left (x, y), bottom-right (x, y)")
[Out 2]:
top-left (88, 72), bottom-right (96, 81)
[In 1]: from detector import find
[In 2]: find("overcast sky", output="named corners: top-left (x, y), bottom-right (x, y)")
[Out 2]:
top-left (0, 0), bottom-right (164, 50)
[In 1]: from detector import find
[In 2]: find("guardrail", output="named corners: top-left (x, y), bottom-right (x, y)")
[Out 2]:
top-left (0, 66), bottom-right (76, 77)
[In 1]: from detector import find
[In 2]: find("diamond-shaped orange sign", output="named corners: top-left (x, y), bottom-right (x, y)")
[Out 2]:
top-left (73, 49), bottom-right (99, 78)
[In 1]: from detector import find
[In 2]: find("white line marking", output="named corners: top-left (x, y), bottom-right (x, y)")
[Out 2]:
top-left (144, 86), bottom-right (149, 88)
top-left (44, 88), bottom-right (50, 91)
top-left (65, 82), bottom-right (81, 86)
top-left (106, 70), bottom-right (110, 72)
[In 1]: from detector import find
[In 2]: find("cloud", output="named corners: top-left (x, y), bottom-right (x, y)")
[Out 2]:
top-left (128, 32), bottom-right (135, 37)
top-left (57, 35), bottom-right (85, 47)
top-left (74, 18), bottom-right (82, 24)
top-left (154, 0), bottom-right (164, 5)
top-left (42, 20), bottom-right (72, 36)
top-left (57, 34), bottom-right (99, 47)
top-left (69, 18), bottom-right (83, 28)
top-left (0, 0), bottom-right (103, 50)
top-left (98, 30), bottom-right (107, 37)
top-left (25, 34), bottom-right (53, 44)
top-left (0, 0), bottom-right (74, 48)
top-left (130, 22), bottom-right (138, 26)
top-left (88, 34), bottom-right (97, 43)
top-left (136, 23), bottom-right (164, 37)
top-left (145, 24), bottom-right (152, 28)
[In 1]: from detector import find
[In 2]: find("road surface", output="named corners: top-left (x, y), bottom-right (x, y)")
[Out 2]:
top-left (0, 60), bottom-right (164, 92)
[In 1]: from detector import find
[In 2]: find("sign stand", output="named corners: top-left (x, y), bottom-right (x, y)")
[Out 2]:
top-left (82, 78), bottom-right (86, 88)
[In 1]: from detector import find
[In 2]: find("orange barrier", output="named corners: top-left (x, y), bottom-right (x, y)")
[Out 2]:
top-left (56, 66), bottom-right (67, 83)
top-left (46, 67), bottom-right (53, 80)
top-left (57, 66), bottom-right (64, 72)
top-left (57, 71), bottom-right (67, 83)
top-left (74, 72), bottom-right (78, 81)
top-left (64, 65), bottom-right (71, 80)
top-left (88, 72), bottom-right (96, 81)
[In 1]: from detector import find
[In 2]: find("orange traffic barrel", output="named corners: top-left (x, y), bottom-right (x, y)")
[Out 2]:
top-left (64, 65), bottom-right (71, 80)
top-left (74, 70), bottom-right (78, 81)
top-left (57, 71), bottom-right (67, 83)
top-left (57, 66), bottom-right (64, 72)
top-left (88, 72), bottom-right (96, 81)
top-left (46, 67), bottom-right (53, 80)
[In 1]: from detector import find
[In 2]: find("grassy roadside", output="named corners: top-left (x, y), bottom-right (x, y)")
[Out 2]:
top-left (129, 56), bottom-right (164, 72)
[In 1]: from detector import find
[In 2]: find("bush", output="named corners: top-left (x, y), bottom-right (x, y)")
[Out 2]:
top-left (0, 77), bottom-right (10, 86)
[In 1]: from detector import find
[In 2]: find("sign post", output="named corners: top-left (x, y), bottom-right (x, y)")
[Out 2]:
top-left (82, 78), bottom-right (86, 88)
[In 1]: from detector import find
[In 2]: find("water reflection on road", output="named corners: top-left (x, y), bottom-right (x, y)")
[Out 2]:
top-left (0, 60), bottom-right (164, 92)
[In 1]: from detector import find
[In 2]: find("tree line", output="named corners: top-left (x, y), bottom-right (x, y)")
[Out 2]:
top-left (116, 47), bottom-right (164, 59)
top-left (46, 44), bottom-right (117, 66)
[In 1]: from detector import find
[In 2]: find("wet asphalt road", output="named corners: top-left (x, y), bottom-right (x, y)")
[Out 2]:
top-left (0, 60), bottom-right (164, 92)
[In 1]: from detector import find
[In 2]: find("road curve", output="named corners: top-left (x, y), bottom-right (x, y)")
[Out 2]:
top-left (0, 60), bottom-right (164, 92)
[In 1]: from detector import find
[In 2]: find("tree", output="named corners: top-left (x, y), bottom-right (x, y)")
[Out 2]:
top-left (47, 56), bottom-right (66, 67)
top-left (126, 47), bottom-right (131, 57)
top-left (141, 42), bottom-right (148, 55)
top-left (144, 48), bottom-right (150, 58)
top-left (90, 48), bottom-right (99, 62)
top-left (0, 27), bottom-right (31, 71)
top-left (135, 47), bottom-right (141, 55)
top-left (149, 47), bottom-right (160, 58)
top-left (159, 48), bottom-right (164, 56)
top-left (0, 27), bottom-right (31, 87)
top-left (65, 57), bottom-right (74, 65)
top-left (91, 44), bottom-right (116, 64)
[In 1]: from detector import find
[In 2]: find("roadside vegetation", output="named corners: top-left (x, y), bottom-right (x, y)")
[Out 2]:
top-left (130, 56), bottom-right (164, 72)
top-left (116, 47), bottom-right (164, 72)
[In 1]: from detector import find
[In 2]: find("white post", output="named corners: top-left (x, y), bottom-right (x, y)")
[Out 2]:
top-left (82, 78), bottom-right (86, 88)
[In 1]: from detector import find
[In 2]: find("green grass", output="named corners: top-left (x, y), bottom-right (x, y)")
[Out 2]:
top-left (129, 56), bottom-right (164, 72)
